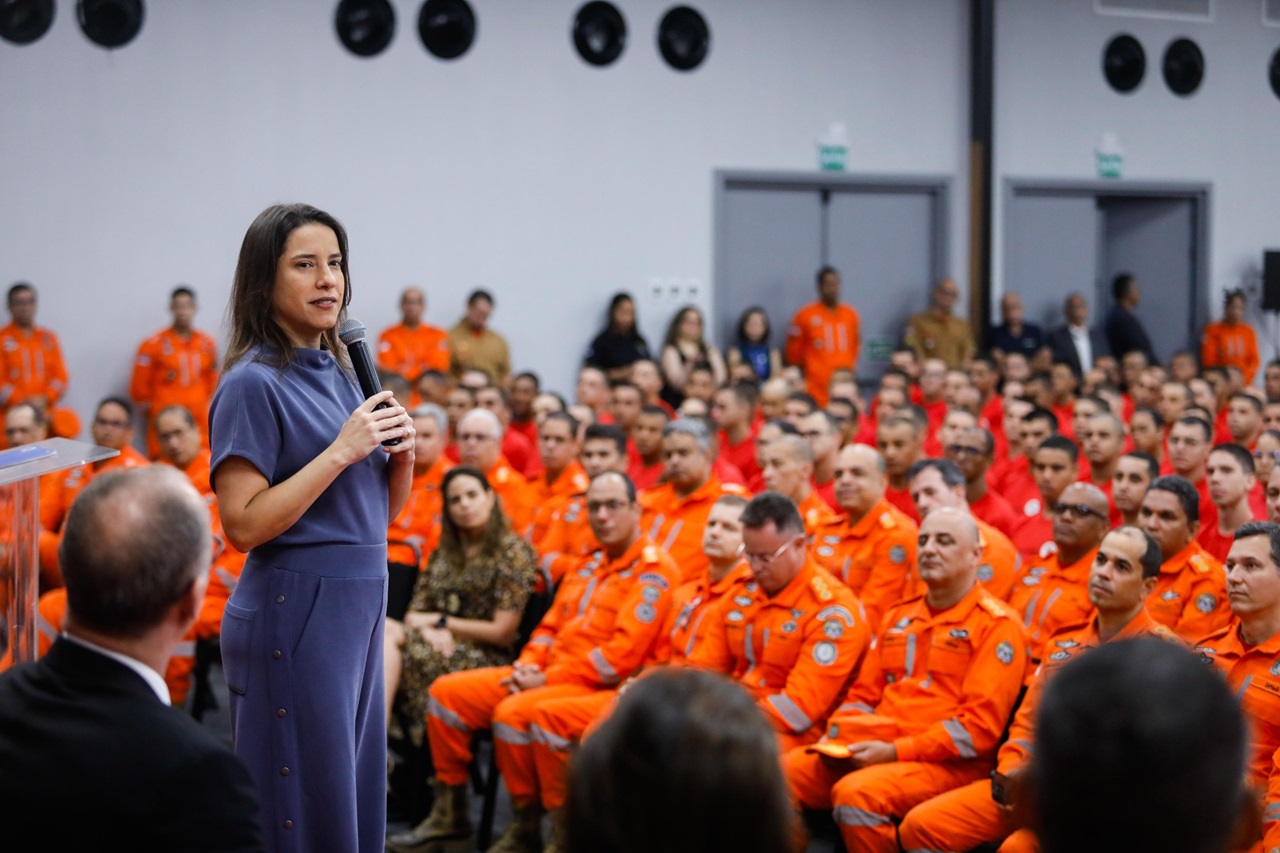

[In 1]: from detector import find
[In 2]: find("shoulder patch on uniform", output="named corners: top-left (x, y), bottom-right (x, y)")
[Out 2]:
top-left (638, 571), bottom-right (670, 590)
top-left (810, 574), bottom-right (834, 602)
top-left (816, 605), bottom-right (856, 627)
top-left (635, 602), bottom-right (657, 624)
top-left (889, 545), bottom-right (906, 564)
top-left (495, 467), bottom-right (510, 484)
top-left (1189, 555), bottom-right (1211, 574)
top-left (976, 564), bottom-right (994, 582)
top-left (1196, 593), bottom-right (1218, 614)
top-left (978, 594), bottom-right (1013, 619)
top-left (1049, 650), bottom-right (1072, 661)
top-left (996, 641), bottom-right (1016, 665)
top-left (1024, 498), bottom-right (1041, 517)
top-left (727, 610), bottom-right (744, 623)
top-left (813, 641), bottom-right (839, 666)
top-left (642, 546), bottom-right (660, 564)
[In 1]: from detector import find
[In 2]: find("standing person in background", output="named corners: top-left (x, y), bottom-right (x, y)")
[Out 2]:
top-left (1104, 273), bottom-right (1156, 364)
top-left (210, 202), bottom-right (417, 853)
top-left (448, 289), bottom-right (511, 386)
top-left (1047, 292), bottom-right (1108, 381)
top-left (726, 306), bottom-right (782, 383)
top-left (659, 305), bottom-right (726, 409)
top-left (0, 281), bottom-right (78, 440)
top-left (584, 291), bottom-right (651, 383)
top-left (1201, 289), bottom-right (1260, 385)
top-left (989, 292), bottom-right (1046, 364)
top-left (786, 265), bottom-right (860, 406)
top-left (377, 287), bottom-right (450, 387)
top-left (903, 277), bottom-right (975, 369)
top-left (130, 285), bottom-right (220, 459)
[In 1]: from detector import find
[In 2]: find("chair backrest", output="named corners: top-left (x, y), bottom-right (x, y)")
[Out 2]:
top-left (515, 585), bottom-right (553, 654)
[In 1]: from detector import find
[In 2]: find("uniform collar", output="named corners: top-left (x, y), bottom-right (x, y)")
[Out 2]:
top-left (710, 560), bottom-right (752, 596)
top-left (597, 534), bottom-right (652, 575)
top-left (758, 559), bottom-right (819, 608)
top-left (847, 497), bottom-right (894, 537)
top-left (1055, 547), bottom-right (1100, 580)
top-left (1161, 540), bottom-right (1206, 574)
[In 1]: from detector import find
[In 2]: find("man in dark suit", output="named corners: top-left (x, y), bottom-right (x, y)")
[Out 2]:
top-left (1047, 291), bottom-right (1110, 380)
top-left (1104, 273), bottom-right (1157, 363)
top-left (0, 466), bottom-right (263, 851)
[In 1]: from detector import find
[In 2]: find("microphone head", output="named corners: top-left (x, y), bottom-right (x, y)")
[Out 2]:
top-left (337, 318), bottom-right (366, 346)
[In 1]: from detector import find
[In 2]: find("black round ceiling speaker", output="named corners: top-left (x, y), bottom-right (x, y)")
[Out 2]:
top-left (0, 0), bottom-right (55, 45)
top-left (77, 0), bottom-right (143, 49)
top-left (657, 5), bottom-right (709, 72)
top-left (1268, 46), bottom-right (1280, 100)
top-left (335, 0), bottom-right (395, 58)
top-left (1163, 37), bottom-right (1204, 96)
top-left (1102, 33), bottom-right (1144, 93)
top-left (572, 1), bottom-right (626, 67)
top-left (418, 0), bottom-right (475, 60)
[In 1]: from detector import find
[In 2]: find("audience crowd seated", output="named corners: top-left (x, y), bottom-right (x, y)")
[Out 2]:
top-left (5, 267), bottom-right (1280, 853)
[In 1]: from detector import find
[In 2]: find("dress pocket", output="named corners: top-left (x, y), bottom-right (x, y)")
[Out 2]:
top-left (220, 600), bottom-right (256, 696)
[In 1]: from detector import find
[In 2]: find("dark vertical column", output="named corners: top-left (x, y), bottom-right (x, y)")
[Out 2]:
top-left (969, 0), bottom-right (995, 350)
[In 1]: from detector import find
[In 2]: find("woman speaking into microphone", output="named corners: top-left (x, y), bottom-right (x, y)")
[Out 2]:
top-left (210, 203), bottom-right (416, 853)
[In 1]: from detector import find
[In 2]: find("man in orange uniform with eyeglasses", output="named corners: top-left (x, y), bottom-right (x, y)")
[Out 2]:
top-left (782, 507), bottom-right (1028, 853)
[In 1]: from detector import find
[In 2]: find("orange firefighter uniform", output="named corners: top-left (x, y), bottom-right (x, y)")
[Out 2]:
top-left (897, 607), bottom-right (1177, 853)
top-left (785, 302), bottom-right (860, 406)
top-left (687, 559), bottom-right (871, 752)
top-left (1196, 620), bottom-right (1280, 853)
top-left (424, 537), bottom-right (680, 810)
top-left (377, 322), bottom-right (451, 383)
top-left (797, 491), bottom-right (840, 538)
top-left (535, 493), bottom-right (599, 591)
top-left (129, 327), bottom-right (219, 457)
top-left (0, 323), bottom-right (68, 410)
top-left (483, 455), bottom-right (535, 534)
top-left (809, 498), bottom-right (918, 633)
top-left (782, 584), bottom-right (1028, 853)
top-left (640, 473), bottom-right (747, 583)
top-left (525, 560), bottom-right (754, 811)
top-left (1201, 321), bottom-right (1260, 384)
top-left (1008, 546), bottom-right (1099, 663)
top-left (1146, 540), bottom-right (1229, 642)
top-left (526, 461), bottom-right (590, 552)
top-left (387, 455), bottom-right (452, 570)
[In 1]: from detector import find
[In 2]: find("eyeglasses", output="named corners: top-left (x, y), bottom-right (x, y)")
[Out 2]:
top-left (1050, 502), bottom-right (1106, 520)
top-left (1254, 450), bottom-right (1280, 461)
top-left (586, 499), bottom-right (631, 514)
top-left (946, 444), bottom-right (983, 457)
top-left (744, 538), bottom-right (797, 567)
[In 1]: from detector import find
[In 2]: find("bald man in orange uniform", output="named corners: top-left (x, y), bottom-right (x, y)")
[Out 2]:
top-left (1008, 482), bottom-right (1109, 663)
top-left (639, 418), bottom-right (747, 583)
top-left (810, 443), bottom-right (918, 633)
top-left (758, 433), bottom-right (839, 537)
top-left (377, 287), bottom-right (451, 385)
top-left (897, 525), bottom-right (1179, 853)
top-left (455, 407), bottom-right (535, 532)
top-left (782, 508), bottom-right (1027, 853)
top-left (785, 266), bottom-right (860, 406)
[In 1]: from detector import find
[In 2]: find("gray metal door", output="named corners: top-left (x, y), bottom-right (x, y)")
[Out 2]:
top-left (1003, 193), bottom-right (1101, 331)
top-left (1099, 197), bottom-right (1199, 364)
top-left (826, 190), bottom-right (936, 373)
top-left (715, 172), bottom-right (948, 384)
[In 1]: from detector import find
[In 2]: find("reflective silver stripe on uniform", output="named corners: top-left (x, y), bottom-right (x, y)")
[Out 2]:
top-left (839, 702), bottom-right (875, 714)
top-left (663, 519), bottom-right (684, 552)
top-left (905, 633), bottom-right (918, 676)
top-left (529, 724), bottom-right (573, 752)
top-left (767, 693), bottom-right (813, 733)
top-left (1039, 589), bottom-right (1063, 629)
top-left (943, 718), bottom-right (977, 758)
top-left (171, 639), bottom-right (196, 657)
top-left (648, 514), bottom-right (666, 540)
top-left (213, 564), bottom-right (238, 593)
top-left (837, 324), bottom-right (848, 353)
top-left (761, 627), bottom-right (771, 655)
top-left (539, 554), bottom-right (559, 591)
top-left (428, 695), bottom-right (471, 732)
top-left (1023, 591), bottom-right (1041, 626)
top-left (493, 722), bottom-right (532, 745)
top-left (1264, 802), bottom-right (1280, 820)
top-left (833, 806), bottom-right (893, 827)
top-left (743, 625), bottom-right (757, 674)
top-left (36, 612), bottom-right (58, 644)
top-left (841, 556), bottom-right (852, 583)
top-left (576, 576), bottom-right (600, 617)
top-left (1008, 738), bottom-right (1033, 755)
top-left (589, 648), bottom-right (619, 684)
top-left (1238, 674), bottom-right (1253, 700)
top-left (683, 609), bottom-right (709, 658)
top-left (528, 635), bottom-right (553, 647)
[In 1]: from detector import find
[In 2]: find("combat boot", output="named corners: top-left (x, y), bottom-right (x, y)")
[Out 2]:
top-left (486, 802), bottom-right (544, 853)
top-left (541, 808), bottom-right (565, 853)
top-left (385, 780), bottom-right (472, 853)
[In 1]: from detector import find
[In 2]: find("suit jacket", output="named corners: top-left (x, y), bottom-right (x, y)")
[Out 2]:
top-left (1104, 306), bottom-right (1156, 363)
top-left (1047, 324), bottom-right (1110, 379)
top-left (0, 637), bottom-right (264, 852)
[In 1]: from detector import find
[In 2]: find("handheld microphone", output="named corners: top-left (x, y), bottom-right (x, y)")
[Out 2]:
top-left (337, 317), bottom-right (401, 447)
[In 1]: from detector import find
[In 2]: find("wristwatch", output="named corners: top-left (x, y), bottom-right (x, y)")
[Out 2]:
top-left (435, 613), bottom-right (448, 630)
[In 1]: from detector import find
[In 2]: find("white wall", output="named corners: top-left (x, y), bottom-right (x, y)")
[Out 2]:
top-left (993, 0), bottom-right (1280, 362)
top-left (0, 0), bottom-right (969, 432)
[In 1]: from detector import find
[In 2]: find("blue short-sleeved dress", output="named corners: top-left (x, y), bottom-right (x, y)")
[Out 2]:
top-left (210, 345), bottom-right (389, 853)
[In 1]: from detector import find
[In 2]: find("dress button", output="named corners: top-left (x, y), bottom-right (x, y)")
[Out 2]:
top-left (281, 767), bottom-right (290, 776)
top-left (273, 650), bottom-right (282, 659)
top-left (276, 595), bottom-right (286, 603)
top-left (277, 709), bottom-right (287, 718)
top-left (283, 821), bottom-right (293, 830)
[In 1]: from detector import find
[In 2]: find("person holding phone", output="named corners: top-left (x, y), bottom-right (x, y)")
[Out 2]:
top-left (211, 202), bottom-right (416, 853)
